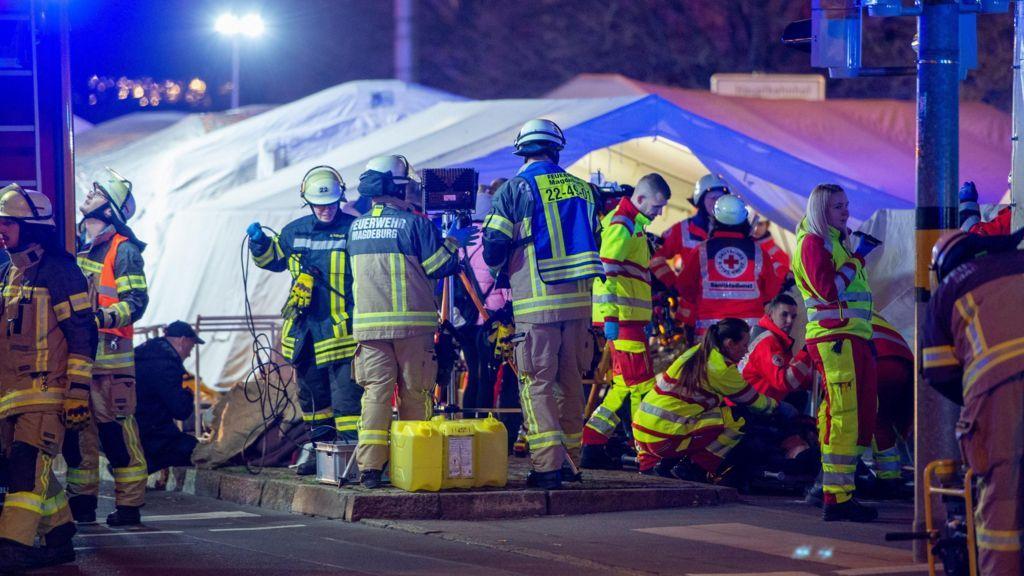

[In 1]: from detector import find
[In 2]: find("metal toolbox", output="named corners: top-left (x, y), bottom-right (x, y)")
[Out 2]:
top-left (315, 441), bottom-right (358, 485)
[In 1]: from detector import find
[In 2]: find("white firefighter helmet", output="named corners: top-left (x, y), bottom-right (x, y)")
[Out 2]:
top-left (365, 154), bottom-right (419, 185)
top-left (93, 167), bottom-right (136, 223)
top-left (713, 194), bottom-right (748, 226)
top-left (693, 173), bottom-right (730, 207)
top-left (0, 184), bottom-right (55, 227)
top-left (301, 165), bottom-right (345, 205)
top-left (514, 119), bottom-right (566, 156)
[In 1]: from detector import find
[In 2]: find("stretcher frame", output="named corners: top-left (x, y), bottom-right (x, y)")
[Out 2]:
top-left (924, 458), bottom-right (977, 576)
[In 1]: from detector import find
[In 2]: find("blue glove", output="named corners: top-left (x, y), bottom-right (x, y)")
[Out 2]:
top-left (246, 222), bottom-right (267, 243)
top-left (775, 401), bottom-right (799, 420)
top-left (448, 224), bottom-right (480, 248)
top-left (958, 181), bottom-right (979, 203)
top-left (603, 320), bottom-right (619, 341)
top-left (852, 232), bottom-right (881, 259)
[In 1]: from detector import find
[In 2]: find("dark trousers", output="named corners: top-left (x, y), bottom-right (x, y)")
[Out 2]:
top-left (141, 431), bottom-right (198, 473)
top-left (459, 324), bottom-right (522, 451)
top-left (295, 339), bottom-right (363, 443)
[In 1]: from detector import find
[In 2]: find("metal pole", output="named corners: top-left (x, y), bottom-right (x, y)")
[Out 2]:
top-left (1012, 1), bottom-right (1024, 236)
top-left (231, 37), bottom-right (240, 109)
top-left (194, 317), bottom-right (203, 437)
top-left (394, 0), bottom-right (414, 82)
top-left (912, 0), bottom-right (962, 562)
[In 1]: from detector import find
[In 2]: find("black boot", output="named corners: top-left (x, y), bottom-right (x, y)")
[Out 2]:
top-left (38, 523), bottom-right (76, 568)
top-left (580, 445), bottom-right (620, 470)
top-left (295, 459), bottom-right (317, 476)
top-left (293, 443), bottom-right (317, 476)
top-left (106, 505), bottom-right (142, 527)
top-left (639, 458), bottom-right (679, 479)
top-left (670, 460), bottom-right (709, 482)
top-left (360, 469), bottom-right (383, 489)
top-left (525, 469), bottom-right (562, 490)
top-left (0, 538), bottom-right (43, 573)
top-left (560, 464), bottom-right (583, 483)
top-left (823, 498), bottom-right (878, 522)
top-left (68, 495), bottom-right (97, 524)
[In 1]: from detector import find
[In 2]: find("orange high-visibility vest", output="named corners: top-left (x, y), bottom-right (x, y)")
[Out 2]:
top-left (97, 233), bottom-right (133, 340)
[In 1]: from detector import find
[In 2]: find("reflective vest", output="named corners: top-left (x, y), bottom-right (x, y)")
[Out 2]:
top-left (520, 161), bottom-right (602, 285)
top-left (792, 220), bottom-right (873, 341)
top-left (695, 232), bottom-right (764, 333)
top-left (592, 197), bottom-right (652, 326)
top-left (98, 234), bottom-right (133, 340)
top-left (632, 345), bottom-right (775, 445)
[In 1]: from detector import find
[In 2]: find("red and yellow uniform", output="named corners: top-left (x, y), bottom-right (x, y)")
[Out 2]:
top-left (632, 344), bottom-right (777, 474)
top-left (870, 314), bottom-right (913, 481)
top-left (792, 220), bottom-right (876, 506)
top-left (738, 315), bottom-right (814, 403)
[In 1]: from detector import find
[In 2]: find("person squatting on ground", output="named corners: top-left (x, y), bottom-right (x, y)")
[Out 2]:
top-left (792, 183), bottom-right (880, 522)
top-left (66, 168), bottom-right (148, 527)
top-left (247, 165), bottom-right (364, 474)
top-left (133, 320), bottom-right (204, 473)
top-left (581, 173), bottom-right (671, 470)
top-left (924, 229), bottom-right (1024, 576)
top-left (0, 185), bottom-right (96, 571)
top-left (632, 318), bottom-right (795, 482)
top-left (738, 293), bottom-right (814, 404)
top-left (348, 163), bottom-right (478, 489)
top-left (677, 195), bottom-right (788, 338)
top-left (482, 119), bottom-right (603, 490)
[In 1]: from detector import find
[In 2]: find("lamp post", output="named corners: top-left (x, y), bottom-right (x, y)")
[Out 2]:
top-left (214, 12), bottom-right (264, 109)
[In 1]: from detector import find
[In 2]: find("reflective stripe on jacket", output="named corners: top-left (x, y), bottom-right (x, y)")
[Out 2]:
top-left (792, 219), bottom-right (872, 342)
top-left (738, 316), bottom-right (814, 402)
top-left (482, 162), bottom-right (599, 324)
top-left (250, 212), bottom-right (356, 364)
top-left (1, 243), bottom-right (97, 416)
top-left (592, 197), bottom-right (652, 326)
top-left (632, 344), bottom-right (776, 444)
top-left (348, 201), bottom-right (459, 341)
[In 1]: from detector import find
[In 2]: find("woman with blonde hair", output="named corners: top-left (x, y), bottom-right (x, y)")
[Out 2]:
top-left (632, 318), bottom-right (794, 483)
top-left (792, 183), bottom-right (880, 522)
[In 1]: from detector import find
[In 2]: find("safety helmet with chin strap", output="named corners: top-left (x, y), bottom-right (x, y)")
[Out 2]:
top-left (92, 167), bottom-right (136, 223)
top-left (513, 119), bottom-right (566, 157)
top-left (713, 194), bottom-right (748, 226)
top-left (931, 228), bottom-right (1024, 286)
top-left (692, 173), bottom-right (730, 208)
top-left (0, 184), bottom-right (55, 227)
top-left (300, 165), bottom-right (345, 205)
top-left (366, 155), bottom-right (419, 186)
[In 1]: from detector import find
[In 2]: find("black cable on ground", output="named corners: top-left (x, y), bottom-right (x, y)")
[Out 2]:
top-left (239, 230), bottom-right (296, 475)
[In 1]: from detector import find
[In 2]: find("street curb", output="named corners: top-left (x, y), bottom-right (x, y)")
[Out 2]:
top-left (181, 467), bottom-right (737, 522)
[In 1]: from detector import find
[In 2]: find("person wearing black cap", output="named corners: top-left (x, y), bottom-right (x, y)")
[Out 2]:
top-left (132, 321), bottom-right (205, 474)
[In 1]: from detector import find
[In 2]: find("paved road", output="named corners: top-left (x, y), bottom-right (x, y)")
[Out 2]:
top-left (42, 485), bottom-right (924, 575)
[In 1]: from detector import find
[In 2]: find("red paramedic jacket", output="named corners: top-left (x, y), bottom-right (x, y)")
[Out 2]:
top-left (738, 315), bottom-right (814, 402)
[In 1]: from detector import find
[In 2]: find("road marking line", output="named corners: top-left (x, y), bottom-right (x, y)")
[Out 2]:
top-left (209, 524), bottom-right (306, 533)
top-left (143, 511), bottom-right (260, 522)
top-left (835, 565), bottom-right (932, 575)
top-left (635, 523), bottom-right (910, 569)
top-left (77, 530), bottom-right (184, 538)
top-left (687, 572), bottom-right (819, 576)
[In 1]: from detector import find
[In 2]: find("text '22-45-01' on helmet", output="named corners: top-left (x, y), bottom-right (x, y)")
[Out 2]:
top-left (301, 165), bottom-right (346, 205)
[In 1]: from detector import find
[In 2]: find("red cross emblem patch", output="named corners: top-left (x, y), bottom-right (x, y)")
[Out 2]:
top-left (714, 247), bottom-right (748, 278)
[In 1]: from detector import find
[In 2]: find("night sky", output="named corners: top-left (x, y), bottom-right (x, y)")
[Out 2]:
top-left (69, 0), bottom-right (392, 122)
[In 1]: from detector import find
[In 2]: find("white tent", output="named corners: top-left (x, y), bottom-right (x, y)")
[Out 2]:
top-left (147, 94), bottom-right (920, 386)
top-left (75, 111), bottom-right (187, 157)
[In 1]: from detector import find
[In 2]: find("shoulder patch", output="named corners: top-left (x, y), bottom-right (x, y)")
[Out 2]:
top-left (771, 354), bottom-right (785, 367)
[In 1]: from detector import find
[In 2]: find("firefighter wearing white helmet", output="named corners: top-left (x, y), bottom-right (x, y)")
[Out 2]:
top-left (246, 165), bottom-right (363, 472)
top-left (482, 118), bottom-right (602, 489)
top-left (676, 194), bottom-right (787, 337)
top-left (0, 184), bottom-right (95, 570)
top-left (67, 169), bottom-right (150, 527)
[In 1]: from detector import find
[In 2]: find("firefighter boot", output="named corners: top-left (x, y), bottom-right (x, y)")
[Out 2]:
top-left (525, 469), bottom-right (562, 490)
top-left (293, 443), bottom-right (317, 476)
top-left (106, 505), bottom-right (142, 527)
top-left (0, 539), bottom-right (43, 573)
top-left (360, 469), bottom-right (383, 489)
top-left (640, 458), bottom-right (679, 479)
top-left (38, 523), bottom-right (76, 568)
top-left (580, 445), bottom-right (620, 470)
top-left (823, 498), bottom-right (878, 523)
top-left (68, 495), bottom-right (98, 524)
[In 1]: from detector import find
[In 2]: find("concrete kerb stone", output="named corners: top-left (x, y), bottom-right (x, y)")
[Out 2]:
top-left (292, 484), bottom-right (349, 519)
top-left (192, 469), bottom-right (222, 499)
top-left (259, 479), bottom-right (299, 512)
top-left (347, 492), bottom-right (441, 522)
top-left (438, 490), bottom-right (547, 520)
top-left (218, 474), bottom-right (265, 507)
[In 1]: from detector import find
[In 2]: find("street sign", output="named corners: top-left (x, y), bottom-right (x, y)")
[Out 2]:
top-left (710, 73), bottom-right (826, 101)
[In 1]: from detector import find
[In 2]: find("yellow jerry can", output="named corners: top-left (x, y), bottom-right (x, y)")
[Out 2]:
top-left (389, 420), bottom-right (443, 492)
top-left (388, 415), bottom-right (508, 492)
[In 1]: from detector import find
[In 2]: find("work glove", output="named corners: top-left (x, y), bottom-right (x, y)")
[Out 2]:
top-left (603, 320), bottom-right (620, 341)
top-left (246, 222), bottom-right (267, 244)
top-left (958, 181), bottom-right (979, 204)
top-left (852, 231), bottom-right (882, 259)
top-left (447, 223), bottom-right (480, 248)
top-left (282, 272), bottom-right (314, 320)
top-left (95, 308), bottom-right (115, 329)
top-left (775, 401), bottom-right (799, 420)
top-left (63, 397), bottom-right (91, 431)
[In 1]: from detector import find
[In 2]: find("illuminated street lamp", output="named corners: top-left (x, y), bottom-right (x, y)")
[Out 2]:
top-left (215, 12), bottom-right (264, 109)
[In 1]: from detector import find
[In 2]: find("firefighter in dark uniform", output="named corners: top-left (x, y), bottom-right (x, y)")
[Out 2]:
top-left (924, 229), bottom-right (1024, 576)
top-left (247, 165), bottom-right (363, 474)
top-left (347, 164), bottom-right (477, 488)
top-left (66, 168), bottom-right (149, 526)
top-left (0, 185), bottom-right (95, 570)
